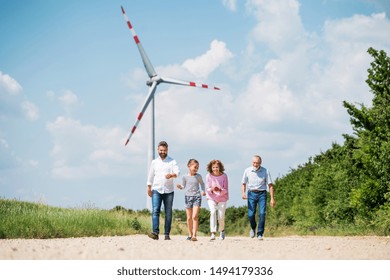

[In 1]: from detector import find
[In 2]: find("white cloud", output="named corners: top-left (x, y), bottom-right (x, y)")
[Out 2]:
top-left (0, 138), bottom-right (9, 150)
top-left (21, 101), bottom-right (39, 121)
top-left (240, 4), bottom-right (390, 133)
top-left (309, 12), bottom-right (390, 115)
top-left (59, 90), bottom-right (80, 108)
top-left (238, 69), bottom-right (297, 123)
top-left (155, 87), bottom-right (234, 145)
top-left (222, 0), bottom-right (237, 11)
top-left (247, 0), bottom-right (304, 54)
top-left (46, 116), bottom-right (145, 179)
top-left (121, 68), bottom-right (146, 91)
top-left (182, 40), bottom-right (233, 78)
top-left (324, 13), bottom-right (389, 46)
top-left (0, 71), bottom-right (22, 95)
top-left (0, 71), bottom-right (39, 122)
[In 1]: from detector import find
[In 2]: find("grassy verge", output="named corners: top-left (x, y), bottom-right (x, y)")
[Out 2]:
top-left (0, 198), bottom-right (382, 239)
top-left (0, 199), bottom-right (151, 239)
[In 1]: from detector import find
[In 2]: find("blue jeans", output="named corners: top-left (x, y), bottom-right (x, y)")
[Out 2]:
top-left (247, 191), bottom-right (267, 236)
top-left (151, 190), bottom-right (174, 235)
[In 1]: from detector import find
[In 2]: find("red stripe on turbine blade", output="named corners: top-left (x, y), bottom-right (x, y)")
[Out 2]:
top-left (134, 35), bottom-right (140, 44)
top-left (127, 21), bottom-right (133, 29)
top-left (137, 112), bottom-right (143, 120)
top-left (121, 6), bottom-right (125, 14)
top-left (202, 84), bottom-right (208, 88)
top-left (214, 87), bottom-right (221, 90)
top-left (189, 82), bottom-right (196, 87)
top-left (131, 126), bottom-right (137, 133)
top-left (125, 138), bottom-right (130, 145)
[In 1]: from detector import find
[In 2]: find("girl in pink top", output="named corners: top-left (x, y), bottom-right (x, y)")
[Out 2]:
top-left (205, 159), bottom-right (229, 240)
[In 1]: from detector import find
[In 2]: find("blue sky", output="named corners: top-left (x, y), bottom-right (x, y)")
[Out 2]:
top-left (1, 0), bottom-right (389, 210)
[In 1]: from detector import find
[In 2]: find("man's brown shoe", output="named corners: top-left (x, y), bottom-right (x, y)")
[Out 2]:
top-left (147, 232), bottom-right (159, 240)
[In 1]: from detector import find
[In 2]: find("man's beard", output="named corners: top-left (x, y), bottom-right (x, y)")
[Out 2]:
top-left (159, 152), bottom-right (167, 159)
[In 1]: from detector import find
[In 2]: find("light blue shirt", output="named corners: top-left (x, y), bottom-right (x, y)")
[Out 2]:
top-left (241, 166), bottom-right (272, 192)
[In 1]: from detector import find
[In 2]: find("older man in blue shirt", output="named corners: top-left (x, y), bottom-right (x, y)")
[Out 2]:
top-left (241, 155), bottom-right (275, 240)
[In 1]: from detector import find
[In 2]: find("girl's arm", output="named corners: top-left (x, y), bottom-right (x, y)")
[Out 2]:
top-left (205, 174), bottom-right (213, 193)
top-left (176, 176), bottom-right (186, 190)
top-left (197, 174), bottom-right (206, 196)
top-left (197, 174), bottom-right (206, 192)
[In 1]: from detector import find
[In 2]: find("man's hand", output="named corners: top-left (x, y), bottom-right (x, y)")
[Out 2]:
top-left (165, 173), bottom-right (176, 179)
top-left (241, 183), bottom-right (247, 200)
top-left (147, 186), bottom-right (152, 197)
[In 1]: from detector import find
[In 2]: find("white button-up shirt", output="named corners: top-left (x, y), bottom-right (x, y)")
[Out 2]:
top-left (147, 156), bottom-right (180, 194)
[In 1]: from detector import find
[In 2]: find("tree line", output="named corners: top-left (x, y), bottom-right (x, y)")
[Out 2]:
top-left (267, 48), bottom-right (390, 235)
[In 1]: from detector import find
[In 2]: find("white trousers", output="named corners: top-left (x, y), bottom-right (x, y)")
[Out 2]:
top-left (207, 200), bottom-right (227, 233)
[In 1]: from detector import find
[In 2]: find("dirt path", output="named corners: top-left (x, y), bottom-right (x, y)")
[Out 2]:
top-left (0, 235), bottom-right (389, 260)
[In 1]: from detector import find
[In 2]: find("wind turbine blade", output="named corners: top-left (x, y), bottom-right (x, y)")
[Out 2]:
top-left (161, 76), bottom-right (221, 90)
top-left (125, 81), bottom-right (158, 145)
top-left (121, 6), bottom-right (157, 78)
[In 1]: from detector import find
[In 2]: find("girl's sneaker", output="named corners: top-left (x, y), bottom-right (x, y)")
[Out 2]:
top-left (219, 231), bottom-right (225, 240)
top-left (210, 233), bottom-right (216, 240)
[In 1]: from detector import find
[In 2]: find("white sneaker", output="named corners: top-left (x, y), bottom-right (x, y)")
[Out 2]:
top-left (250, 229), bottom-right (255, 238)
top-left (210, 233), bottom-right (216, 240)
top-left (257, 235), bottom-right (263, 240)
top-left (219, 231), bottom-right (225, 240)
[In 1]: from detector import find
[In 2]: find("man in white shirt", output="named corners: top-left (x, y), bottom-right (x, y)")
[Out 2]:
top-left (147, 141), bottom-right (180, 240)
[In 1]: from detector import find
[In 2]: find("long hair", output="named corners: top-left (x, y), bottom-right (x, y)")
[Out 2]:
top-left (206, 159), bottom-right (225, 173)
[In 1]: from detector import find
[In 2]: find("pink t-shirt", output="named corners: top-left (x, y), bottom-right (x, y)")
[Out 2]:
top-left (205, 173), bottom-right (229, 202)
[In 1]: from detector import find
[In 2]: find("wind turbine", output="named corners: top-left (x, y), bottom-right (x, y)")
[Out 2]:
top-left (120, 6), bottom-right (220, 206)
top-left (121, 6), bottom-right (220, 149)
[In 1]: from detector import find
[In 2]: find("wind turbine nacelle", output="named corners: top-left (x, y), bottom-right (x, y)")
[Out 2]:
top-left (146, 75), bottom-right (162, 87)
